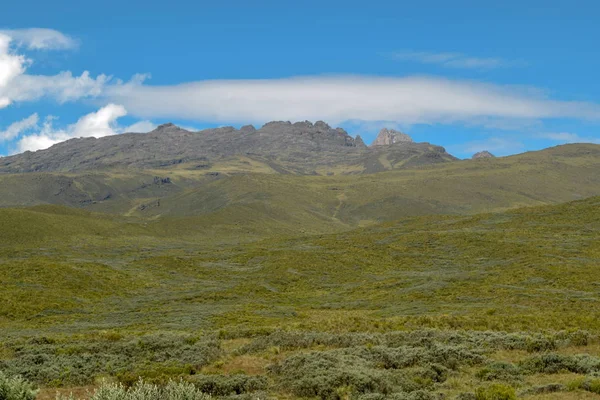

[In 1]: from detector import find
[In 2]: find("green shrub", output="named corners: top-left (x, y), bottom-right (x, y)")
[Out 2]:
top-left (563, 330), bottom-right (591, 347)
top-left (519, 353), bottom-right (600, 375)
top-left (475, 362), bottom-right (521, 382)
top-left (356, 390), bottom-right (439, 400)
top-left (0, 371), bottom-right (37, 400)
top-left (269, 351), bottom-right (394, 399)
top-left (525, 337), bottom-right (556, 353)
top-left (0, 334), bottom-right (222, 386)
top-left (474, 384), bottom-right (516, 400)
top-left (519, 383), bottom-right (566, 396)
top-left (585, 379), bottom-right (600, 394)
top-left (190, 374), bottom-right (268, 396)
top-left (57, 379), bottom-right (210, 400)
top-left (570, 378), bottom-right (600, 395)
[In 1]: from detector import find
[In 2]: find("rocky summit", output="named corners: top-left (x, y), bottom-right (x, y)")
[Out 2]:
top-left (371, 128), bottom-right (413, 146)
top-left (472, 150), bottom-right (496, 159)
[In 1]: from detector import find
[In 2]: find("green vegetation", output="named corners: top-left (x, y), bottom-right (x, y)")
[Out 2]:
top-left (0, 370), bottom-right (37, 400)
top-left (54, 379), bottom-right (211, 400)
top-left (1, 166), bottom-right (600, 398)
top-left (1, 144), bottom-right (599, 229)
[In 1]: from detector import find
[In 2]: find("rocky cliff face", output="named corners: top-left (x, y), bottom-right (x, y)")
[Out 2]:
top-left (472, 151), bottom-right (496, 159)
top-left (371, 128), bottom-right (413, 146)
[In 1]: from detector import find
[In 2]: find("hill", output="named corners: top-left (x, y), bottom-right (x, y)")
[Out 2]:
top-left (0, 144), bottom-right (597, 232)
top-left (1, 197), bottom-right (600, 399)
top-left (1, 195), bottom-right (599, 332)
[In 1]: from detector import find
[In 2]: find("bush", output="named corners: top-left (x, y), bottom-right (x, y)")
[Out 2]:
top-left (525, 337), bottom-right (557, 353)
top-left (0, 334), bottom-right (222, 386)
top-left (0, 371), bottom-right (37, 400)
top-left (519, 353), bottom-right (600, 375)
top-left (519, 383), bottom-right (566, 396)
top-left (190, 374), bottom-right (268, 396)
top-left (475, 362), bottom-right (521, 382)
top-left (474, 384), bottom-right (516, 400)
top-left (568, 378), bottom-right (600, 395)
top-left (268, 351), bottom-right (395, 399)
top-left (356, 391), bottom-right (439, 400)
top-left (57, 379), bottom-right (210, 400)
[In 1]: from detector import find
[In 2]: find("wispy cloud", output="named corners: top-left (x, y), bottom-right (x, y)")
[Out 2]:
top-left (0, 113), bottom-right (38, 141)
top-left (389, 51), bottom-right (525, 69)
top-left (0, 28), bottom-right (78, 50)
top-left (104, 75), bottom-right (600, 127)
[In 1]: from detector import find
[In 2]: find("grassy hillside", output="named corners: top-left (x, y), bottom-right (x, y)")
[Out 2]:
top-left (1, 197), bottom-right (600, 399)
top-left (1, 194), bottom-right (599, 332)
top-left (1, 146), bottom-right (600, 399)
top-left (0, 144), bottom-right (599, 234)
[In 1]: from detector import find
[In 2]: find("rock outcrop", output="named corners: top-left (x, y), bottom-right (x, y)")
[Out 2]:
top-left (472, 151), bottom-right (495, 159)
top-left (354, 135), bottom-right (366, 148)
top-left (371, 128), bottom-right (413, 146)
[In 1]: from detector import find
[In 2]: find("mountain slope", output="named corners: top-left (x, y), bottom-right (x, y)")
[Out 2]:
top-left (0, 144), bottom-right (598, 239)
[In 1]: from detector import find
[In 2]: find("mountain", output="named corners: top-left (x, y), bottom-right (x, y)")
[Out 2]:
top-left (472, 150), bottom-right (496, 159)
top-left (0, 121), bottom-right (455, 175)
top-left (371, 128), bottom-right (413, 146)
top-left (0, 120), bottom-right (598, 233)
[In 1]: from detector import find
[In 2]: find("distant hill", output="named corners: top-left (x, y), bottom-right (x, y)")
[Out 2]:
top-left (0, 143), bottom-right (598, 233)
top-left (472, 150), bottom-right (495, 159)
top-left (0, 121), bottom-right (456, 175)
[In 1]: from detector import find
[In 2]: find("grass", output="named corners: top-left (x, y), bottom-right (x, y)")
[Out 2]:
top-left (1, 144), bottom-right (600, 228)
top-left (1, 195), bottom-right (599, 332)
top-left (0, 172), bottom-right (600, 397)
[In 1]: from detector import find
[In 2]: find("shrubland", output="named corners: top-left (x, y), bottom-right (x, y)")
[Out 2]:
top-left (1, 192), bottom-right (599, 398)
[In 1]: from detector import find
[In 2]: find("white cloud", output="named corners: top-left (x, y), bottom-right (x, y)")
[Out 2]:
top-left (5, 71), bottom-right (109, 105)
top-left (390, 51), bottom-right (525, 69)
top-left (0, 28), bottom-right (78, 50)
top-left (104, 75), bottom-right (600, 126)
top-left (538, 132), bottom-right (600, 144)
top-left (0, 113), bottom-right (38, 140)
top-left (16, 104), bottom-right (128, 152)
top-left (71, 103), bottom-right (127, 138)
top-left (0, 33), bottom-right (28, 107)
top-left (0, 29), bottom-right (106, 109)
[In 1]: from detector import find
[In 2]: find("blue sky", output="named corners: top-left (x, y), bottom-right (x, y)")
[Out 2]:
top-left (1, 0), bottom-right (600, 158)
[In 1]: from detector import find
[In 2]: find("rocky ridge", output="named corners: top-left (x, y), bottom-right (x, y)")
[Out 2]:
top-left (0, 121), bottom-right (456, 175)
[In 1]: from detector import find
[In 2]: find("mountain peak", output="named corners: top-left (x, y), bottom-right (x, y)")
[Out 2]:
top-left (153, 123), bottom-right (189, 133)
top-left (371, 128), bottom-right (413, 146)
top-left (240, 124), bottom-right (256, 134)
top-left (355, 135), bottom-right (366, 148)
top-left (472, 151), bottom-right (496, 159)
top-left (156, 123), bottom-right (176, 129)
